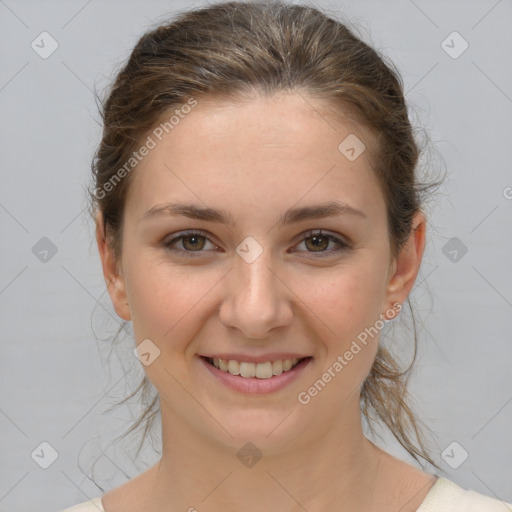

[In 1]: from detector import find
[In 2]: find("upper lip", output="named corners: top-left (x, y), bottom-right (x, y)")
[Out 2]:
top-left (199, 353), bottom-right (312, 364)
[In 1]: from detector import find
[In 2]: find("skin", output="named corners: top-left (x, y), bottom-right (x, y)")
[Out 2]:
top-left (96, 91), bottom-right (436, 512)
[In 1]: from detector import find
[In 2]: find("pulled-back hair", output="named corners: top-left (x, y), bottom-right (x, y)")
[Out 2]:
top-left (88, 0), bottom-right (444, 476)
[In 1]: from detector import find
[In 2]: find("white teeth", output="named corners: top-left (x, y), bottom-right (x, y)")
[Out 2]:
top-left (240, 361), bottom-right (257, 378)
top-left (255, 361), bottom-right (273, 379)
top-left (227, 359), bottom-right (239, 375)
top-left (272, 359), bottom-right (283, 375)
top-left (210, 357), bottom-right (302, 379)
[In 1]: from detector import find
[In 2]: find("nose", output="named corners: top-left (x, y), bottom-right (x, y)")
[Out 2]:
top-left (218, 248), bottom-right (293, 339)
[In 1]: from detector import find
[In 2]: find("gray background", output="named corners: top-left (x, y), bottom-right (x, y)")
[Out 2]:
top-left (1, 0), bottom-right (511, 510)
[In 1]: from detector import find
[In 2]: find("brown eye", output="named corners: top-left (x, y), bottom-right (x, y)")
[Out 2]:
top-left (181, 234), bottom-right (206, 251)
top-left (163, 230), bottom-right (217, 256)
top-left (163, 229), bottom-right (350, 258)
top-left (304, 233), bottom-right (330, 252)
top-left (295, 230), bottom-right (350, 257)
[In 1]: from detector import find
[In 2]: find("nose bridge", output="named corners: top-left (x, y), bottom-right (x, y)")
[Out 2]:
top-left (237, 248), bottom-right (276, 300)
top-left (219, 238), bottom-right (292, 337)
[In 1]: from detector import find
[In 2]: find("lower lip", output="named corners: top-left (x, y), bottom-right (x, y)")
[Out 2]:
top-left (199, 356), bottom-right (312, 394)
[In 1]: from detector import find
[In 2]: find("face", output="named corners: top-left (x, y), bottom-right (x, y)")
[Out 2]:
top-left (97, 91), bottom-right (425, 453)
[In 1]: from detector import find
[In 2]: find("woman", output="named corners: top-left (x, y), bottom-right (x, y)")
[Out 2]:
top-left (62, 1), bottom-right (511, 510)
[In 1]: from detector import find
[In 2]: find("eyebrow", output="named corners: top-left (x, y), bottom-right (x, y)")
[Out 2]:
top-left (140, 200), bottom-right (367, 227)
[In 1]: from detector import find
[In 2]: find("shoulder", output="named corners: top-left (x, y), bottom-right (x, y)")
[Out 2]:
top-left (417, 477), bottom-right (512, 512)
top-left (61, 497), bottom-right (104, 512)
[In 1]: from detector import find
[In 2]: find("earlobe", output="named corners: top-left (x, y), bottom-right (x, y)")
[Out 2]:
top-left (383, 211), bottom-right (427, 310)
top-left (95, 212), bottom-right (132, 321)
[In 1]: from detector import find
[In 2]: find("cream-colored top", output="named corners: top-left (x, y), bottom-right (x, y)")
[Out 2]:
top-left (61, 477), bottom-right (512, 512)
top-left (415, 477), bottom-right (511, 512)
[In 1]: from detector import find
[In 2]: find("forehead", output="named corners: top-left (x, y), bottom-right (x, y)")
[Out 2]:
top-left (124, 91), bottom-right (385, 223)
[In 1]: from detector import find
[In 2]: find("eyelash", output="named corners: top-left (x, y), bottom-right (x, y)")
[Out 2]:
top-left (162, 229), bottom-right (350, 258)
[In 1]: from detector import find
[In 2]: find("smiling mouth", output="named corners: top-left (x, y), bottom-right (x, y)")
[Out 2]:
top-left (202, 356), bottom-right (311, 379)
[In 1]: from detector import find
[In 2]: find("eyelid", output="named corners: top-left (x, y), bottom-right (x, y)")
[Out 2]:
top-left (298, 229), bottom-right (351, 246)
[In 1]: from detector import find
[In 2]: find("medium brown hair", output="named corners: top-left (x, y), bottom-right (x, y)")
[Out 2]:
top-left (88, 0), bottom-right (444, 474)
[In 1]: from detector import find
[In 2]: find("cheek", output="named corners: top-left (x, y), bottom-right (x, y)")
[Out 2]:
top-left (292, 257), bottom-right (387, 388)
top-left (296, 257), bottom-right (386, 338)
top-left (124, 252), bottom-right (221, 345)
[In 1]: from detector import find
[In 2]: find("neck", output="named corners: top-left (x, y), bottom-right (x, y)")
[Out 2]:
top-left (145, 394), bottom-right (385, 512)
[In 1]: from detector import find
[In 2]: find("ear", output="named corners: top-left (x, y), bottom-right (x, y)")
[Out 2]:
top-left (383, 210), bottom-right (426, 312)
top-left (95, 212), bottom-right (132, 321)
